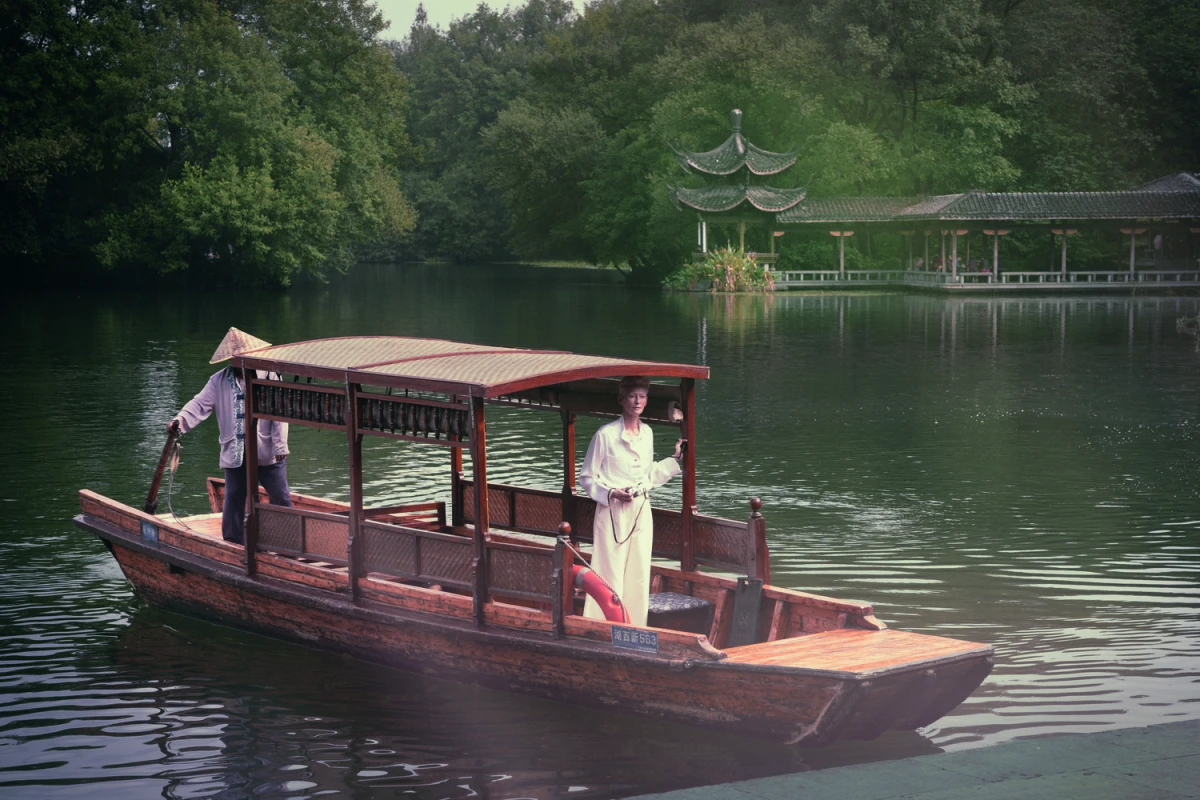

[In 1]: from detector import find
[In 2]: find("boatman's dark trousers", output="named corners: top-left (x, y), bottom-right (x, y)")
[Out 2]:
top-left (223, 461), bottom-right (293, 544)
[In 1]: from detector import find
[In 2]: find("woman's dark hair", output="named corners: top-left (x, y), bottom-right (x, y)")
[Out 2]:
top-left (618, 376), bottom-right (651, 396)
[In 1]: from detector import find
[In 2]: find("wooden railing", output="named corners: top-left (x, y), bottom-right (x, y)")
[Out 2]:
top-left (255, 501), bottom-right (568, 634)
top-left (358, 518), bottom-right (474, 590)
top-left (255, 504), bottom-right (350, 566)
top-left (457, 479), bottom-right (768, 579)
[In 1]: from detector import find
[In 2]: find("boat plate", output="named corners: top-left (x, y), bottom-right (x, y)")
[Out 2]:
top-left (611, 626), bottom-right (658, 653)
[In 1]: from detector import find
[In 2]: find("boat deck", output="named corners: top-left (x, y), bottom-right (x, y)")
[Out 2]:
top-left (722, 628), bottom-right (992, 673)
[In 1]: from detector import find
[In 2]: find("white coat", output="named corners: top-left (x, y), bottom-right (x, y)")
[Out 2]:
top-left (579, 417), bottom-right (681, 626)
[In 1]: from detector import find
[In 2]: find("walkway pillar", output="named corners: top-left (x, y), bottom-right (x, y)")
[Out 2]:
top-left (1121, 227), bottom-right (1145, 278)
top-left (1052, 228), bottom-right (1077, 279)
top-left (830, 231), bottom-right (852, 277)
top-left (992, 231), bottom-right (999, 282)
top-left (952, 231), bottom-right (959, 279)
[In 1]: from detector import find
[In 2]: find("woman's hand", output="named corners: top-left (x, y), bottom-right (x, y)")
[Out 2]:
top-left (673, 438), bottom-right (685, 460)
top-left (609, 487), bottom-right (634, 503)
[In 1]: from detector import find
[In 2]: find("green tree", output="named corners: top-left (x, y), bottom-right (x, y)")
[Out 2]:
top-left (1, 0), bottom-right (416, 285)
top-left (393, 1), bottom-right (576, 262)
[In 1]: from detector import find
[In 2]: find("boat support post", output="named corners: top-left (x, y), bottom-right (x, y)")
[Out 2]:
top-left (680, 378), bottom-right (697, 573)
top-left (561, 409), bottom-right (577, 540)
top-left (470, 394), bottom-right (490, 625)
top-left (244, 365), bottom-right (259, 576)
top-left (345, 375), bottom-right (364, 602)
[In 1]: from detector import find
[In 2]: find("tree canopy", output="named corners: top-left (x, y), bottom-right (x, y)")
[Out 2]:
top-left (4, 0), bottom-right (1196, 284)
top-left (2, 0), bottom-right (415, 285)
top-left (393, 0), bottom-right (1196, 280)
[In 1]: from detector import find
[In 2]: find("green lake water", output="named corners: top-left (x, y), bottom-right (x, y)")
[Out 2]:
top-left (1, 263), bottom-right (1198, 798)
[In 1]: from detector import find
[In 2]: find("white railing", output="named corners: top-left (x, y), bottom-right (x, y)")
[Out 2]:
top-left (775, 270), bottom-right (906, 283)
top-left (1134, 270), bottom-right (1200, 284)
top-left (771, 268), bottom-right (1200, 290)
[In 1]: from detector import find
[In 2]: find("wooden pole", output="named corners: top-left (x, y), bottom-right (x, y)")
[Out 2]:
top-left (450, 440), bottom-right (463, 526)
top-left (561, 410), bottom-right (577, 541)
top-left (345, 377), bottom-right (363, 601)
top-left (1129, 230), bottom-right (1136, 277)
top-left (1061, 230), bottom-right (1067, 277)
top-left (244, 369), bottom-right (259, 577)
top-left (680, 378), bottom-right (697, 573)
top-left (739, 220), bottom-right (746, 251)
top-left (470, 394), bottom-right (490, 625)
top-left (925, 231), bottom-right (930, 270)
top-left (839, 234), bottom-right (845, 277)
top-left (748, 498), bottom-right (769, 584)
top-left (143, 420), bottom-right (181, 514)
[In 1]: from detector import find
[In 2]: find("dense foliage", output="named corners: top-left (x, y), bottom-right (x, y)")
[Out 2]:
top-left (396, 0), bottom-right (1198, 280)
top-left (2, 0), bottom-right (415, 285)
top-left (4, 0), bottom-right (1196, 284)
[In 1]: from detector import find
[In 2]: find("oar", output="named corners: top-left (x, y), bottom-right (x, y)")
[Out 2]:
top-left (143, 420), bottom-right (181, 514)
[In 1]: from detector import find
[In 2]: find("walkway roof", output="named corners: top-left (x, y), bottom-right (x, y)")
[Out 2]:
top-left (234, 336), bottom-right (709, 397)
top-left (776, 174), bottom-right (1200, 225)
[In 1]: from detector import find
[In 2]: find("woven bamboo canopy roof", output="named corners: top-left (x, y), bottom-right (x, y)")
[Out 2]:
top-left (234, 336), bottom-right (709, 397)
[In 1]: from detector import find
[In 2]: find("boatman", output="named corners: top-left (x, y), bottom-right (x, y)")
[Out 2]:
top-left (169, 327), bottom-right (292, 544)
top-left (579, 376), bottom-right (683, 626)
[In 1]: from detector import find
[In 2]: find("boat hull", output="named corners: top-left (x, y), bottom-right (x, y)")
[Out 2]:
top-left (76, 509), bottom-right (992, 744)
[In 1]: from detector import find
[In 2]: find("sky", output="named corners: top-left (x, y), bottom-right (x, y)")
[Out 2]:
top-left (372, 0), bottom-right (586, 39)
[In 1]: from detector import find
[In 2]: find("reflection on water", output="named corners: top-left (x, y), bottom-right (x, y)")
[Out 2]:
top-left (1, 265), bottom-right (1199, 797)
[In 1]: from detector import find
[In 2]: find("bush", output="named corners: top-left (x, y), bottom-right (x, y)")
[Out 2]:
top-left (664, 246), bottom-right (775, 292)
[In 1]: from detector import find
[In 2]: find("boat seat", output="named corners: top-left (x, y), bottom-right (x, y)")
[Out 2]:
top-left (648, 592), bottom-right (714, 635)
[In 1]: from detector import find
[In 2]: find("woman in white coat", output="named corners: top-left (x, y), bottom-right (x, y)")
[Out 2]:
top-left (579, 376), bottom-right (683, 626)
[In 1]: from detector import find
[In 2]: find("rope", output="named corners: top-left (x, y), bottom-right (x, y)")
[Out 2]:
top-left (164, 438), bottom-right (202, 534)
top-left (609, 487), bottom-right (648, 545)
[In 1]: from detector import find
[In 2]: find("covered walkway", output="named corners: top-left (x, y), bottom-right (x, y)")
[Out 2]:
top-left (767, 173), bottom-right (1200, 289)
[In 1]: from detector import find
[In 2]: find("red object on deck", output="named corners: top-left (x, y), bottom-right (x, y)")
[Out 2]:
top-left (572, 565), bottom-right (629, 623)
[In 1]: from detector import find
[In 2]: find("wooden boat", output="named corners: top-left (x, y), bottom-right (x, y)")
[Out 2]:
top-left (75, 336), bottom-right (993, 744)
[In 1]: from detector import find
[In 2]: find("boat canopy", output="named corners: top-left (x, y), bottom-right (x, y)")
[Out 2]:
top-left (234, 336), bottom-right (708, 397)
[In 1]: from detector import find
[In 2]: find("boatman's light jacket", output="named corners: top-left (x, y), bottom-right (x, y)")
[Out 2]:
top-left (174, 366), bottom-right (289, 470)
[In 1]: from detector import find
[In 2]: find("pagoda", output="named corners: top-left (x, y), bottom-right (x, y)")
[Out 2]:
top-left (669, 109), bottom-right (806, 255)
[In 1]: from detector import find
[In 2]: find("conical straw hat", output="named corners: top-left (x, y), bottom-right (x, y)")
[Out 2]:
top-left (209, 327), bottom-right (272, 364)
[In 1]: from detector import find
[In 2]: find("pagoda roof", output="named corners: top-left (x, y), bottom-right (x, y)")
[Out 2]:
top-left (671, 184), bottom-right (807, 214)
top-left (673, 109), bottom-right (797, 176)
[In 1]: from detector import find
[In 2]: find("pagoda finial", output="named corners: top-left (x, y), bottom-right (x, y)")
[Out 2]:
top-left (730, 109), bottom-right (743, 132)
